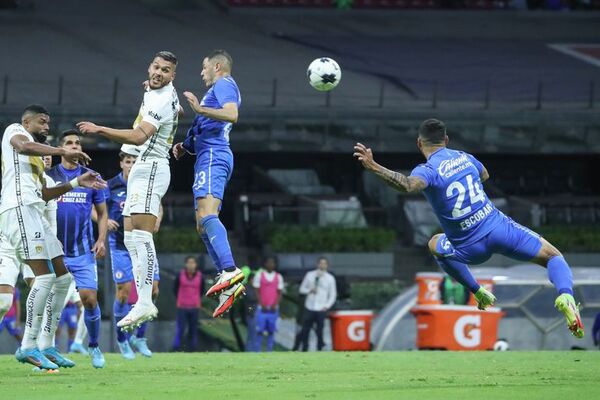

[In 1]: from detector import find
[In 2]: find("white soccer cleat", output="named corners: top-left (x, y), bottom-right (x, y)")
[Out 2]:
top-left (117, 303), bottom-right (158, 331)
top-left (206, 268), bottom-right (245, 297)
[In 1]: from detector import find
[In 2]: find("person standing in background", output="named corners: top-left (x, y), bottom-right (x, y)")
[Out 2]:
top-left (252, 256), bottom-right (284, 352)
top-left (298, 257), bottom-right (337, 352)
top-left (172, 256), bottom-right (202, 352)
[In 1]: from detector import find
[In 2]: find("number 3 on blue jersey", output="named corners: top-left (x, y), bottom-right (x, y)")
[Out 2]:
top-left (446, 174), bottom-right (485, 218)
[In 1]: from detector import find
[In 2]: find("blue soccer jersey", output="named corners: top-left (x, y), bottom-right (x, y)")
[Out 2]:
top-left (410, 148), bottom-right (503, 247)
top-left (104, 173), bottom-right (127, 251)
top-left (182, 76), bottom-right (241, 152)
top-left (46, 164), bottom-right (106, 260)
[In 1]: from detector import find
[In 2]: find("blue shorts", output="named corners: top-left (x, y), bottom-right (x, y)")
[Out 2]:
top-left (0, 316), bottom-right (20, 336)
top-left (436, 215), bottom-right (542, 265)
top-left (59, 304), bottom-right (79, 329)
top-left (64, 255), bottom-right (98, 291)
top-left (111, 249), bottom-right (133, 284)
top-left (192, 147), bottom-right (233, 202)
top-left (255, 309), bottom-right (279, 334)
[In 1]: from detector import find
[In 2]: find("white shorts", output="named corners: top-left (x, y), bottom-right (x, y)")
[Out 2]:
top-left (0, 205), bottom-right (64, 262)
top-left (0, 234), bottom-right (35, 286)
top-left (0, 233), bottom-right (20, 286)
top-left (123, 160), bottom-right (170, 218)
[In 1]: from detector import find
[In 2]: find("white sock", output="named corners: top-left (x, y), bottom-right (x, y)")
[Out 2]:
top-left (0, 292), bottom-right (13, 323)
top-left (74, 305), bottom-right (87, 345)
top-left (21, 273), bottom-right (56, 350)
top-left (133, 229), bottom-right (156, 307)
top-left (124, 230), bottom-right (141, 290)
top-left (38, 273), bottom-right (73, 350)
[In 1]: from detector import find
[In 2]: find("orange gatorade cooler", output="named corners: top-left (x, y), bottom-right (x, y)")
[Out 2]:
top-left (468, 278), bottom-right (494, 307)
top-left (415, 272), bottom-right (443, 305)
top-left (410, 305), bottom-right (504, 350)
top-left (329, 310), bottom-right (373, 351)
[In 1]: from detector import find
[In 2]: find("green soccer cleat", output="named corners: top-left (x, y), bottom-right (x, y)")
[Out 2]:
top-left (555, 293), bottom-right (585, 339)
top-left (474, 287), bottom-right (496, 310)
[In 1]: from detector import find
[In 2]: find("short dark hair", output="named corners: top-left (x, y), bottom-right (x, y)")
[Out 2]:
top-left (317, 256), bottom-right (328, 264)
top-left (207, 49), bottom-right (233, 71)
top-left (418, 118), bottom-right (447, 145)
top-left (22, 104), bottom-right (49, 117)
top-left (119, 151), bottom-right (136, 161)
top-left (184, 255), bottom-right (197, 264)
top-left (155, 51), bottom-right (177, 66)
top-left (60, 129), bottom-right (80, 144)
top-left (262, 255), bottom-right (276, 265)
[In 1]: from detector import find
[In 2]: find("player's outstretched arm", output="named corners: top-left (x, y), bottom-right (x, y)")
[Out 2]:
top-left (183, 91), bottom-right (238, 123)
top-left (353, 142), bottom-right (426, 194)
top-left (92, 202), bottom-right (108, 258)
top-left (42, 171), bottom-right (107, 202)
top-left (10, 134), bottom-right (91, 165)
top-left (77, 121), bottom-right (157, 146)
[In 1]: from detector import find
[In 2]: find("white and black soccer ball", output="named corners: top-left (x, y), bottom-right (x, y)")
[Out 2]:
top-left (493, 339), bottom-right (509, 351)
top-left (307, 57), bottom-right (342, 92)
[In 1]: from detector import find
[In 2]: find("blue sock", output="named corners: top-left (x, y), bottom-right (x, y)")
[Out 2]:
top-left (434, 256), bottom-right (480, 294)
top-left (137, 322), bottom-right (148, 339)
top-left (113, 300), bottom-right (130, 343)
top-left (547, 256), bottom-right (574, 296)
top-left (84, 304), bottom-right (101, 348)
top-left (200, 233), bottom-right (222, 270)
top-left (200, 215), bottom-right (235, 272)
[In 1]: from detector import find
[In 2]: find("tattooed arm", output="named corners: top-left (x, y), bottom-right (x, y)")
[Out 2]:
top-left (353, 142), bottom-right (427, 194)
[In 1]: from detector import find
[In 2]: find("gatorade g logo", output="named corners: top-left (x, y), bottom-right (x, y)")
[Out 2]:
top-left (453, 315), bottom-right (481, 348)
top-left (347, 320), bottom-right (366, 342)
top-left (425, 279), bottom-right (440, 302)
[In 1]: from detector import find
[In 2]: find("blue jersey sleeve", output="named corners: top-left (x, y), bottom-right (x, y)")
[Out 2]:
top-left (92, 186), bottom-right (106, 205)
top-left (410, 164), bottom-right (434, 187)
top-left (467, 154), bottom-right (484, 175)
top-left (213, 78), bottom-right (239, 107)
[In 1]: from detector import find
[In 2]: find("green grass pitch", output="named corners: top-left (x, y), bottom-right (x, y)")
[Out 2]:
top-left (0, 352), bottom-right (598, 399)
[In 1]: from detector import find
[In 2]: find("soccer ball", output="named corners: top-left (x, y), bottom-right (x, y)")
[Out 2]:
top-left (307, 57), bottom-right (341, 92)
top-left (493, 339), bottom-right (509, 351)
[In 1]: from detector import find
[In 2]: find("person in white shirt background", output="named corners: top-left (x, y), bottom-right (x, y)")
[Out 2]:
top-left (298, 257), bottom-right (337, 352)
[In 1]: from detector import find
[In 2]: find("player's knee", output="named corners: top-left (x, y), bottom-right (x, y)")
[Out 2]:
top-left (428, 234), bottom-right (443, 256)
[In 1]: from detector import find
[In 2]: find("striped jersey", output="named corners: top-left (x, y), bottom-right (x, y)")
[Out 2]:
top-left (45, 164), bottom-right (105, 258)
top-left (0, 123), bottom-right (46, 214)
top-left (132, 82), bottom-right (180, 162)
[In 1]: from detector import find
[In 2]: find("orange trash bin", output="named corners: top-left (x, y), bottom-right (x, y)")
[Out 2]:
top-left (329, 310), bottom-right (373, 351)
top-left (410, 305), bottom-right (504, 350)
top-left (415, 272), bottom-right (443, 305)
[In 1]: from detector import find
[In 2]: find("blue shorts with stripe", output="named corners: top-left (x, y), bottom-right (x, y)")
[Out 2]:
top-left (65, 254), bottom-right (98, 291)
top-left (192, 147), bottom-right (233, 202)
top-left (435, 214), bottom-right (543, 265)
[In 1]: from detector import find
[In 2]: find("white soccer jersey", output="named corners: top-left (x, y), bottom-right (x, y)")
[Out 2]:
top-left (133, 82), bottom-right (180, 162)
top-left (43, 172), bottom-right (58, 235)
top-left (0, 123), bottom-right (45, 214)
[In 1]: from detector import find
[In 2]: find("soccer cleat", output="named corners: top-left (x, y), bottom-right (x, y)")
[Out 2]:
top-left (474, 287), bottom-right (496, 310)
top-left (206, 268), bottom-right (245, 297)
top-left (555, 293), bottom-right (585, 339)
top-left (69, 342), bottom-right (88, 355)
top-left (117, 340), bottom-right (136, 360)
top-left (88, 347), bottom-right (105, 369)
top-left (117, 303), bottom-right (158, 331)
top-left (41, 347), bottom-right (76, 368)
top-left (213, 283), bottom-right (246, 318)
top-left (15, 347), bottom-right (58, 370)
top-left (130, 337), bottom-right (152, 357)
